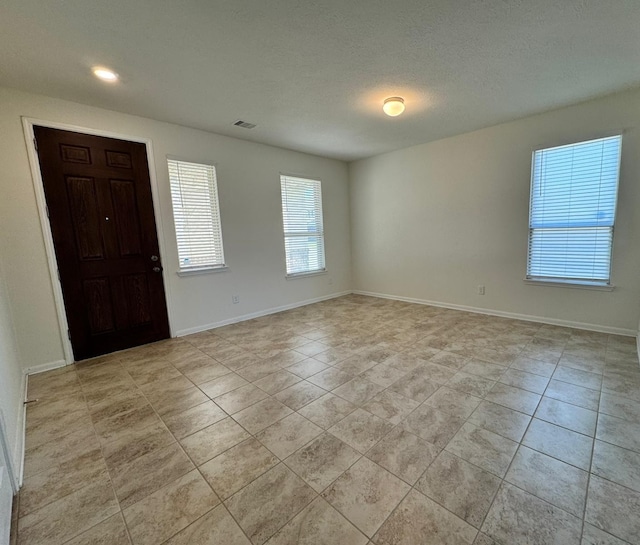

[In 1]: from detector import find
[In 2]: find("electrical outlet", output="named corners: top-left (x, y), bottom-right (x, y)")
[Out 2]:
top-left (232, 295), bottom-right (240, 304)
top-left (477, 285), bottom-right (485, 295)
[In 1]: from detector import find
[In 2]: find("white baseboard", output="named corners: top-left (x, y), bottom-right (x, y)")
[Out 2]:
top-left (175, 291), bottom-right (352, 337)
top-left (353, 290), bottom-right (636, 337)
top-left (23, 359), bottom-right (68, 376)
top-left (16, 373), bottom-right (27, 489)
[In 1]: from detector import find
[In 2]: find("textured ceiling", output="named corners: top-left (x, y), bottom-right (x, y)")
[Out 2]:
top-left (1, 1), bottom-right (639, 161)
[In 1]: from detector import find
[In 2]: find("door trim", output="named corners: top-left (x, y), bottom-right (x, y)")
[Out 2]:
top-left (22, 117), bottom-right (175, 364)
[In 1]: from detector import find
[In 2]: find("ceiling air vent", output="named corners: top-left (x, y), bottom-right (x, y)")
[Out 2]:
top-left (233, 120), bottom-right (256, 129)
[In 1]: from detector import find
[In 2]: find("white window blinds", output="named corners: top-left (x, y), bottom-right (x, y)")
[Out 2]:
top-left (168, 159), bottom-right (225, 271)
top-left (527, 135), bottom-right (622, 284)
top-left (280, 175), bottom-right (326, 276)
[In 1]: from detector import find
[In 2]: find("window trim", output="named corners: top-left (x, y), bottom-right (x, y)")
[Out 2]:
top-left (167, 156), bottom-right (226, 274)
top-left (525, 134), bottom-right (622, 288)
top-left (280, 173), bottom-right (326, 277)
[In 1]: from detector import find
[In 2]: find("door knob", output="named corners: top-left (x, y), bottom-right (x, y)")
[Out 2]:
top-left (152, 266), bottom-right (162, 273)
top-left (150, 255), bottom-right (159, 262)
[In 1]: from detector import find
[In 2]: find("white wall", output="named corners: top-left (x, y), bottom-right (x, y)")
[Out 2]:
top-left (350, 88), bottom-right (640, 334)
top-left (0, 252), bottom-right (25, 484)
top-left (0, 86), bottom-right (351, 369)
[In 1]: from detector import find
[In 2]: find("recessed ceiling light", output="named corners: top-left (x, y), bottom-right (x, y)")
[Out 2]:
top-left (92, 67), bottom-right (119, 82)
top-left (383, 97), bottom-right (405, 117)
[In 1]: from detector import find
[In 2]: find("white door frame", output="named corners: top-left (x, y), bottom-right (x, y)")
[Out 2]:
top-left (21, 117), bottom-right (176, 364)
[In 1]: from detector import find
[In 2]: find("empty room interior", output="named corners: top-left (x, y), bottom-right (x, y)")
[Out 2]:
top-left (1, 1), bottom-right (640, 544)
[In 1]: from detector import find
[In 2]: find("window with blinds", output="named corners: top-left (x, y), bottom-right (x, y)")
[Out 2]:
top-left (280, 175), bottom-right (326, 276)
top-left (167, 159), bottom-right (225, 272)
top-left (527, 135), bottom-right (622, 285)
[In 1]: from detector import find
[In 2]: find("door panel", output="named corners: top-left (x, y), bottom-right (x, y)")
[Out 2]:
top-left (34, 126), bottom-right (170, 360)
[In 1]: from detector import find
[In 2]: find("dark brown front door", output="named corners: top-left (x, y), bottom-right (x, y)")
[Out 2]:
top-left (34, 126), bottom-right (170, 360)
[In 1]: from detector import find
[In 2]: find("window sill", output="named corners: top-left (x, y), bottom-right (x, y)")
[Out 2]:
top-left (524, 278), bottom-right (614, 291)
top-left (286, 269), bottom-right (327, 279)
top-left (177, 266), bottom-right (228, 277)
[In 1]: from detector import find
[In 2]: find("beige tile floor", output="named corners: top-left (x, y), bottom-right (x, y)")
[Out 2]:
top-left (11, 294), bottom-right (640, 545)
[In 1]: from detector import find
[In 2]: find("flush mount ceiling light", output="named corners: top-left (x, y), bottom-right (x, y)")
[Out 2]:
top-left (92, 67), bottom-right (119, 82)
top-left (383, 96), bottom-right (405, 117)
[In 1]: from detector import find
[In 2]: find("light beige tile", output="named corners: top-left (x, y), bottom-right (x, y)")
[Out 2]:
top-left (200, 438), bottom-right (278, 499)
top-left (23, 425), bottom-right (100, 478)
top-left (388, 371), bottom-right (440, 402)
top-left (285, 433), bottom-right (360, 492)
top-left (510, 355), bottom-right (557, 378)
top-left (446, 422), bottom-right (518, 477)
top-left (144, 384), bottom-right (208, 417)
top-left (328, 409), bottom-right (394, 453)
top-left (482, 483), bottom-right (582, 545)
top-left (366, 428), bottom-right (439, 485)
top-left (253, 370), bottom-right (302, 394)
top-left (585, 475), bottom-right (640, 545)
top-left (232, 397), bottom-right (293, 434)
top-left (88, 389), bottom-right (152, 422)
top-left (274, 381), bottom-right (327, 410)
top-left (545, 380), bottom-right (600, 411)
top-left (256, 413), bottom-right (323, 459)
top-left (18, 476), bottom-right (119, 545)
top-left (63, 513), bottom-right (131, 545)
top-left (225, 463), bottom-right (316, 545)
top-left (199, 373), bottom-right (248, 399)
top-left (321, 457), bottom-right (410, 538)
top-left (485, 382), bottom-right (541, 415)
top-left (298, 393), bottom-right (356, 429)
top-left (596, 413), bottom-right (640, 454)
top-left (534, 397), bottom-right (597, 436)
top-left (19, 449), bottom-right (108, 517)
top-left (461, 359), bottom-right (506, 381)
top-left (423, 386), bottom-right (482, 419)
top-left (592, 440), bottom-right (640, 493)
top-left (373, 489), bottom-right (477, 545)
top-left (361, 363), bottom-right (406, 387)
top-left (403, 404), bottom-right (465, 448)
top-left (110, 442), bottom-right (194, 508)
top-left (94, 404), bottom-right (162, 445)
top-left (505, 446), bottom-right (588, 516)
top-left (468, 401), bottom-right (531, 442)
top-left (416, 450), bottom-right (500, 528)
top-left (285, 358), bottom-right (330, 378)
top-left (498, 368), bottom-right (549, 394)
top-left (333, 377), bottom-right (385, 406)
top-left (581, 524), bottom-right (629, 545)
top-left (237, 359), bottom-right (285, 382)
top-left (164, 505), bottom-right (250, 545)
top-left (163, 401), bottom-right (227, 439)
top-left (103, 421), bottom-right (175, 473)
top-left (307, 367), bottom-right (354, 390)
top-left (214, 384), bottom-right (268, 414)
top-left (430, 351), bottom-right (469, 370)
top-left (599, 392), bottom-right (640, 423)
top-left (552, 366), bottom-right (602, 391)
top-left (181, 417), bottom-right (250, 466)
top-left (123, 470), bottom-right (220, 545)
top-left (362, 390), bottom-right (420, 424)
top-left (266, 497), bottom-right (367, 545)
top-left (446, 371), bottom-right (496, 398)
top-left (523, 418), bottom-right (593, 470)
top-left (180, 357), bottom-right (231, 385)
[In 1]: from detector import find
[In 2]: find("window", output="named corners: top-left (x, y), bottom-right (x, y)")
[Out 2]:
top-left (167, 158), bottom-right (225, 272)
top-left (280, 175), bottom-right (326, 276)
top-left (527, 135), bottom-right (622, 285)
